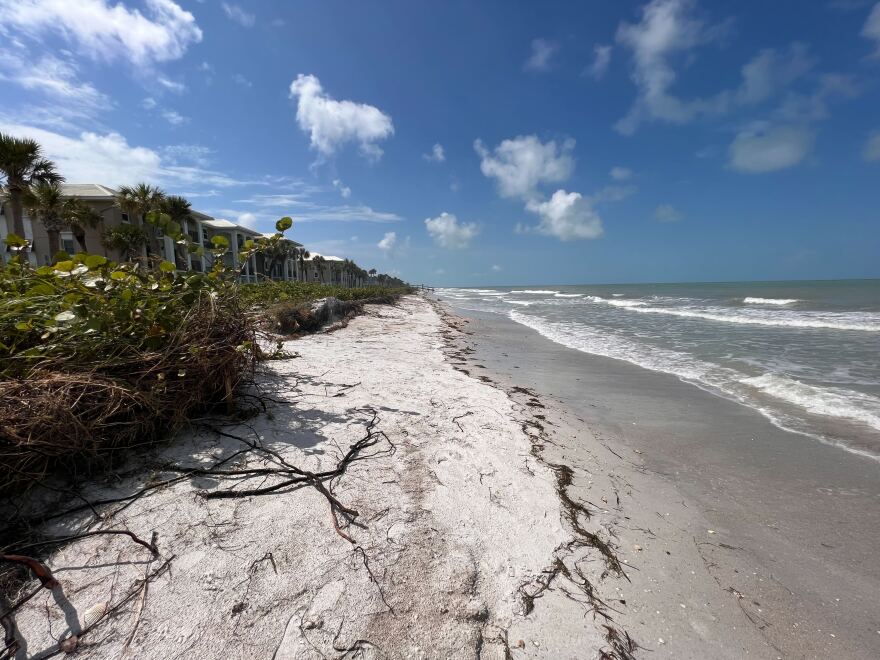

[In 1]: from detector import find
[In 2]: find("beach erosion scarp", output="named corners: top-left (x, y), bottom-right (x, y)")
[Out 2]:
top-left (8, 294), bottom-right (634, 659)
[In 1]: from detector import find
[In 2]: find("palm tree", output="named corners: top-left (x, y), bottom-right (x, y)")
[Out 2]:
top-left (298, 248), bottom-right (310, 282)
top-left (115, 183), bottom-right (165, 259)
top-left (0, 133), bottom-right (63, 244)
top-left (23, 181), bottom-right (65, 258)
top-left (63, 198), bottom-right (101, 253)
top-left (311, 255), bottom-right (326, 284)
top-left (160, 194), bottom-right (192, 267)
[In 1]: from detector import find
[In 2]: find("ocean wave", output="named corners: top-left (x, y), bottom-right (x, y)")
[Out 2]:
top-left (743, 297), bottom-right (800, 305)
top-left (624, 305), bottom-right (880, 332)
top-left (741, 374), bottom-right (880, 431)
top-left (507, 310), bottom-right (880, 461)
top-left (554, 293), bottom-right (583, 298)
top-left (506, 300), bottom-right (533, 306)
top-left (510, 289), bottom-right (559, 294)
top-left (580, 296), bottom-right (878, 331)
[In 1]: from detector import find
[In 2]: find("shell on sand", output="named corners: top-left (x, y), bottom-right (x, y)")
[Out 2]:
top-left (82, 602), bottom-right (108, 628)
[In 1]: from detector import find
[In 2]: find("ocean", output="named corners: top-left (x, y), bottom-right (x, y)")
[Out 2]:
top-left (436, 280), bottom-right (880, 461)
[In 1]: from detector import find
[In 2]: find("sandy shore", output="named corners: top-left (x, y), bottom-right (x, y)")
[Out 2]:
top-left (448, 302), bottom-right (880, 660)
top-left (11, 294), bottom-right (876, 659)
top-left (8, 295), bottom-right (626, 659)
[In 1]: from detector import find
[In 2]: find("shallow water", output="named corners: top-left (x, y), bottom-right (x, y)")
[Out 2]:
top-left (437, 280), bottom-right (880, 460)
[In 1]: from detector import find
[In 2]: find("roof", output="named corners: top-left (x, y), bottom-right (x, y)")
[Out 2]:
top-left (60, 183), bottom-right (118, 199)
top-left (306, 252), bottom-right (344, 262)
top-left (260, 232), bottom-right (302, 247)
top-left (203, 219), bottom-right (262, 236)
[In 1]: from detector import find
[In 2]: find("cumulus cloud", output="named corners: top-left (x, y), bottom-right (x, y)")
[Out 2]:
top-left (474, 135), bottom-right (574, 200)
top-left (332, 178), bottom-right (352, 198)
top-left (0, 0), bottom-right (202, 68)
top-left (222, 2), bottom-right (255, 27)
top-left (615, 0), bottom-right (727, 134)
top-left (864, 131), bottom-right (880, 161)
top-left (423, 143), bottom-right (445, 162)
top-left (0, 122), bottom-right (257, 188)
top-left (587, 45), bottom-right (612, 79)
top-left (864, 2), bottom-right (880, 56)
top-left (610, 166), bottom-right (632, 180)
top-left (524, 38), bottom-right (559, 72)
top-left (525, 190), bottom-right (603, 241)
top-left (289, 74), bottom-right (394, 161)
top-left (728, 123), bottom-right (814, 173)
top-left (424, 212), bottom-right (479, 248)
top-left (654, 204), bottom-right (683, 222)
top-left (378, 231), bottom-right (397, 254)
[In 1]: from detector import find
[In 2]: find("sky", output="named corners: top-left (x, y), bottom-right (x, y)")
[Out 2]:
top-left (1, 0), bottom-right (879, 286)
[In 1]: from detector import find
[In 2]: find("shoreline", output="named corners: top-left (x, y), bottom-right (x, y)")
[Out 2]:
top-left (440, 297), bottom-right (880, 659)
top-left (8, 294), bottom-right (878, 658)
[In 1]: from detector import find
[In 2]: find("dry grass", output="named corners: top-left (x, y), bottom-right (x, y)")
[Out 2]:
top-left (0, 299), bottom-right (252, 495)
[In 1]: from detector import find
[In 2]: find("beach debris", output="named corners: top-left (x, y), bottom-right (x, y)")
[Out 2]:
top-left (82, 602), bottom-right (108, 628)
top-left (59, 635), bottom-right (78, 653)
top-left (633, 544), bottom-right (642, 552)
top-left (707, 530), bottom-right (716, 535)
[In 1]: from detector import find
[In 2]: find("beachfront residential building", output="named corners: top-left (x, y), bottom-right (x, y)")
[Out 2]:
top-left (1, 183), bottom-right (374, 286)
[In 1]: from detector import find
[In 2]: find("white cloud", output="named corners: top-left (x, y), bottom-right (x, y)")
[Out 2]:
top-left (332, 179), bottom-right (352, 198)
top-left (378, 231), bottom-right (397, 254)
top-left (525, 38), bottom-right (559, 72)
top-left (864, 2), bottom-right (880, 56)
top-left (423, 143), bottom-right (445, 162)
top-left (0, 0), bottom-right (203, 68)
top-left (587, 45), bottom-right (612, 80)
top-left (474, 135), bottom-right (575, 200)
top-left (0, 122), bottom-right (263, 188)
top-left (424, 212), bottom-right (479, 248)
top-left (728, 123), bottom-right (814, 173)
top-left (491, 264), bottom-right (502, 272)
top-left (242, 194), bottom-right (402, 223)
top-left (161, 109), bottom-right (189, 125)
top-left (289, 73), bottom-right (394, 161)
top-left (157, 76), bottom-right (186, 93)
top-left (610, 166), bottom-right (632, 180)
top-left (162, 144), bottom-right (213, 167)
top-left (141, 96), bottom-right (158, 110)
top-left (864, 131), bottom-right (880, 161)
top-left (737, 44), bottom-right (814, 106)
top-left (232, 73), bottom-right (252, 88)
top-left (525, 190), bottom-right (604, 241)
top-left (0, 51), bottom-right (110, 116)
top-left (655, 204), bottom-right (683, 222)
top-left (221, 2), bottom-right (255, 27)
top-left (615, 0), bottom-right (725, 134)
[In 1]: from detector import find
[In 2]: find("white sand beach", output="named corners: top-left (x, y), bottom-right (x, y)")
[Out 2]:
top-left (11, 294), bottom-right (876, 659)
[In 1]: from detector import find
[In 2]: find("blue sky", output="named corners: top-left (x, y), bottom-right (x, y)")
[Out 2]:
top-left (1, 0), bottom-right (879, 285)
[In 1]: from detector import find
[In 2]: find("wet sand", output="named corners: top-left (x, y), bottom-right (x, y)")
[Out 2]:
top-left (450, 304), bottom-right (880, 659)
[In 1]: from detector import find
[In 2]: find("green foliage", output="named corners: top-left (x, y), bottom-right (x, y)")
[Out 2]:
top-left (101, 223), bottom-right (148, 256)
top-left (239, 280), bottom-right (414, 308)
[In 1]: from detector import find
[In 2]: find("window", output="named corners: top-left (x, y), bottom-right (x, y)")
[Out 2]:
top-left (61, 235), bottom-right (76, 254)
top-left (121, 212), bottom-right (129, 222)
top-left (0, 203), bottom-right (4, 216)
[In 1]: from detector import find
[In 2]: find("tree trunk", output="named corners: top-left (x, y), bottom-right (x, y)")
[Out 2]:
top-left (47, 230), bottom-right (60, 258)
top-left (73, 228), bottom-right (87, 253)
top-left (8, 185), bottom-right (25, 240)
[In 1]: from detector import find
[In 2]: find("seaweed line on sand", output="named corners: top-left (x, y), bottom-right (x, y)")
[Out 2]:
top-left (431, 297), bottom-right (639, 660)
